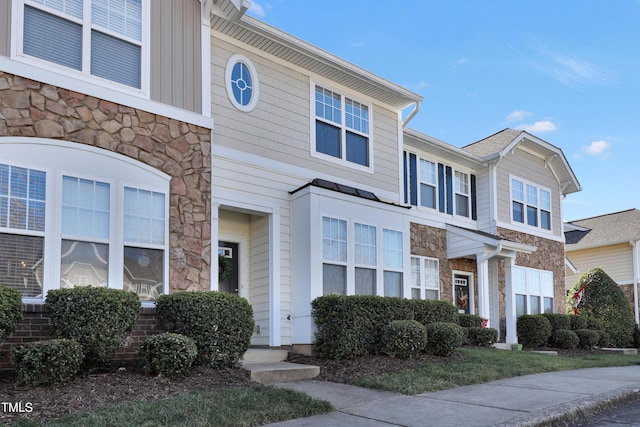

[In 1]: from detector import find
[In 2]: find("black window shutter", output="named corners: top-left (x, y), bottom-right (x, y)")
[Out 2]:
top-left (409, 153), bottom-right (418, 206)
top-left (446, 166), bottom-right (453, 215)
top-left (471, 174), bottom-right (477, 220)
top-left (438, 163), bottom-right (445, 213)
top-left (403, 151), bottom-right (409, 204)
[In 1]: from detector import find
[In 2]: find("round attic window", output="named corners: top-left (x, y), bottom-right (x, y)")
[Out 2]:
top-left (225, 54), bottom-right (259, 112)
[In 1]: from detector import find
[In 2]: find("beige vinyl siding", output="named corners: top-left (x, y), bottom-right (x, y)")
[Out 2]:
top-left (213, 156), bottom-right (296, 345)
top-left (565, 244), bottom-right (634, 289)
top-left (0, 0), bottom-right (9, 57)
top-left (474, 168), bottom-right (491, 230)
top-left (150, 0), bottom-right (202, 113)
top-left (211, 36), bottom-right (401, 195)
top-left (496, 148), bottom-right (561, 236)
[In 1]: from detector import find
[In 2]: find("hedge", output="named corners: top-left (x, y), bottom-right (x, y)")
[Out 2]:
top-left (467, 327), bottom-right (498, 347)
top-left (458, 314), bottom-right (483, 328)
top-left (549, 329), bottom-right (579, 349)
top-left (517, 314), bottom-right (552, 347)
top-left (425, 322), bottom-right (467, 357)
top-left (155, 291), bottom-right (254, 369)
top-left (380, 320), bottom-right (428, 358)
top-left (542, 313), bottom-right (571, 331)
top-left (13, 339), bottom-right (83, 386)
top-left (0, 286), bottom-right (22, 345)
top-left (139, 332), bottom-right (198, 377)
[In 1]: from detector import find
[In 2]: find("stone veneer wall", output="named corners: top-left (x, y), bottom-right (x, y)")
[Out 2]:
top-left (0, 72), bottom-right (212, 292)
top-left (410, 223), bottom-right (478, 312)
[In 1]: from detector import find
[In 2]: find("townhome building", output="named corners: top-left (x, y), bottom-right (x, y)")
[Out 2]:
top-left (1, 0), bottom-right (582, 360)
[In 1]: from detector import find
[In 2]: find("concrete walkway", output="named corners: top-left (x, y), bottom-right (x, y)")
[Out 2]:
top-left (267, 366), bottom-right (640, 426)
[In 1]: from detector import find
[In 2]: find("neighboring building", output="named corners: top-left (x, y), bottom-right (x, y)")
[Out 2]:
top-left (565, 209), bottom-right (640, 325)
top-left (1, 1), bottom-right (582, 360)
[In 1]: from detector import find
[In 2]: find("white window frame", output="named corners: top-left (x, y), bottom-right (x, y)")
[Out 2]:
top-left (454, 170), bottom-right (470, 218)
top-left (418, 158), bottom-right (437, 210)
top-left (0, 139), bottom-right (169, 305)
top-left (311, 82), bottom-right (373, 172)
top-left (13, 0), bottom-right (150, 95)
top-left (224, 54), bottom-right (259, 112)
top-left (410, 256), bottom-right (439, 300)
top-left (510, 176), bottom-right (552, 232)
top-left (320, 215), bottom-right (403, 297)
top-left (513, 266), bottom-right (554, 316)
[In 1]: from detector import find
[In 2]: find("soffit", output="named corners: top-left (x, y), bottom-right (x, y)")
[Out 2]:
top-left (210, 14), bottom-right (423, 110)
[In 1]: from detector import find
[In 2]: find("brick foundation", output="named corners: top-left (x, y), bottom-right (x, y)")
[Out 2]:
top-left (0, 305), bottom-right (160, 370)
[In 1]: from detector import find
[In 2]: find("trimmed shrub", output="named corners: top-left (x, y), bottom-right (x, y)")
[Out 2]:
top-left (46, 287), bottom-right (140, 367)
top-left (467, 327), bottom-right (498, 347)
top-left (425, 322), bottom-right (467, 357)
top-left (0, 286), bottom-right (22, 344)
top-left (585, 317), bottom-right (606, 331)
top-left (574, 329), bottom-right (600, 349)
top-left (13, 339), bottom-right (83, 386)
top-left (569, 268), bottom-right (635, 347)
top-left (549, 329), bottom-right (579, 349)
top-left (596, 330), bottom-right (612, 348)
top-left (156, 291), bottom-right (254, 369)
top-left (633, 325), bottom-right (640, 349)
top-left (517, 315), bottom-right (552, 347)
top-left (139, 333), bottom-right (198, 377)
top-left (410, 299), bottom-right (459, 325)
top-left (312, 295), bottom-right (414, 359)
top-left (380, 320), bottom-right (428, 359)
top-left (458, 314), bottom-right (483, 328)
top-left (542, 313), bottom-right (571, 331)
top-left (570, 315), bottom-right (589, 331)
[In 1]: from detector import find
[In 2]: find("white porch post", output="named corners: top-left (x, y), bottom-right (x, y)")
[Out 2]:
top-left (269, 209), bottom-right (281, 347)
top-left (476, 258), bottom-right (491, 326)
top-left (211, 203), bottom-right (220, 291)
top-left (504, 255), bottom-right (518, 343)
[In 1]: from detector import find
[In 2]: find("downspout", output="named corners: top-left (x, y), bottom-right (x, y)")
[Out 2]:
top-left (402, 101), bottom-right (422, 128)
top-left (630, 241), bottom-right (640, 325)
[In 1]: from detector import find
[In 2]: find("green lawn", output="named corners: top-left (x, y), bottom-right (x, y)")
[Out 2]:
top-left (7, 386), bottom-right (332, 427)
top-left (354, 347), bottom-right (640, 394)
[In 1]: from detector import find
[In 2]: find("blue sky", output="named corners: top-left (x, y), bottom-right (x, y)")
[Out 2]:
top-left (246, 1), bottom-right (640, 222)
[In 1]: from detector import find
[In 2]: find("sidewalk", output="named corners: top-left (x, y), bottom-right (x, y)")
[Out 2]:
top-left (267, 366), bottom-right (640, 426)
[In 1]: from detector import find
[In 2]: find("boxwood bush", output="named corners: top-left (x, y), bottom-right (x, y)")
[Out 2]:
top-left (542, 313), bottom-right (572, 331)
top-left (410, 299), bottom-right (459, 325)
top-left (13, 339), bottom-right (83, 386)
top-left (380, 320), bottom-right (428, 358)
top-left (549, 329), bottom-right (579, 349)
top-left (155, 291), bottom-right (253, 369)
top-left (425, 322), bottom-right (467, 357)
top-left (467, 327), bottom-right (498, 347)
top-left (46, 287), bottom-right (140, 367)
top-left (0, 286), bottom-right (22, 344)
top-left (458, 314), bottom-right (483, 328)
top-left (574, 329), bottom-right (600, 349)
top-left (570, 315), bottom-right (589, 331)
top-left (517, 314), bottom-right (552, 347)
top-left (139, 332), bottom-right (198, 377)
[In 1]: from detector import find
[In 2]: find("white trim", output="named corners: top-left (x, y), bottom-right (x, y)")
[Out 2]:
top-left (509, 174), bottom-right (553, 233)
top-left (0, 56), bottom-right (213, 129)
top-left (201, 12), bottom-right (212, 118)
top-left (225, 54), bottom-right (260, 112)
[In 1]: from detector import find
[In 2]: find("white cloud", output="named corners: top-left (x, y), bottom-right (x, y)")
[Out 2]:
top-left (527, 39), bottom-right (613, 90)
top-left (350, 41), bottom-right (366, 48)
top-left (412, 80), bottom-right (430, 91)
top-left (581, 140), bottom-right (611, 157)
top-left (515, 120), bottom-right (557, 133)
top-left (506, 110), bottom-right (533, 123)
top-left (248, 1), bottom-right (267, 18)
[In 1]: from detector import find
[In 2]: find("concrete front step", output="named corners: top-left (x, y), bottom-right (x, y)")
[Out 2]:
top-left (242, 361), bottom-right (320, 384)
top-left (242, 348), bottom-right (289, 363)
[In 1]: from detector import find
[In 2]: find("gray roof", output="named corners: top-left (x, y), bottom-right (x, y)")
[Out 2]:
top-left (565, 209), bottom-right (640, 248)
top-left (461, 129), bottom-right (523, 157)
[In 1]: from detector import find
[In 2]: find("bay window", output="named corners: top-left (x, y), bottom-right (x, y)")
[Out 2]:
top-left (0, 142), bottom-right (169, 301)
top-left (514, 266), bottom-right (554, 317)
top-left (410, 256), bottom-right (439, 300)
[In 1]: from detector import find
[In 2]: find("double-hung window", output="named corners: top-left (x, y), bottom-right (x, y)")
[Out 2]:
top-left (354, 223), bottom-right (376, 295)
top-left (410, 256), bottom-right (439, 300)
top-left (419, 159), bottom-right (437, 209)
top-left (514, 267), bottom-right (554, 317)
top-left (382, 229), bottom-right (403, 297)
top-left (20, 0), bottom-right (144, 89)
top-left (322, 217), bottom-right (347, 295)
top-left (454, 171), bottom-right (470, 217)
top-left (511, 177), bottom-right (552, 231)
top-left (314, 85), bottom-right (371, 167)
